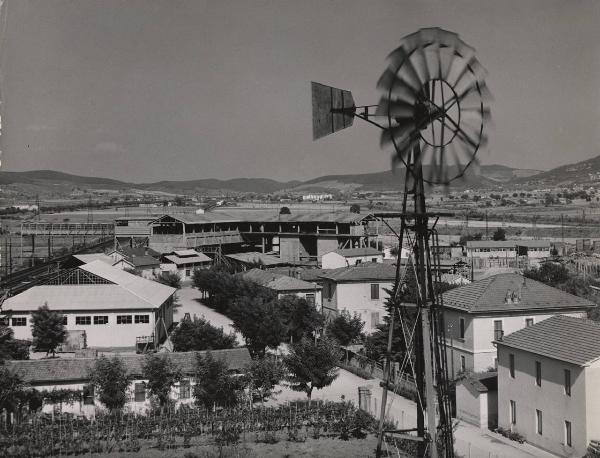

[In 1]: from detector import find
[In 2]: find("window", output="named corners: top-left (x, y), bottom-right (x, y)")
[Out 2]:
top-left (0, 317), bottom-right (8, 326)
top-left (83, 384), bottom-right (95, 405)
top-left (135, 315), bottom-right (150, 324)
top-left (371, 257), bottom-right (378, 263)
top-left (179, 380), bottom-right (191, 399)
top-left (93, 315), bottom-right (108, 325)
top-left (75, 316), bottom-right (91, 325)
top-left (185, 269), bottom-right (191, 277)
top-left (460, 355), bottom-right (466, 372)
top-left (493, 320), bottom-right (503, 341)
top-left (565, 420), bottom-right (572, 447)
top-left (370, 284), bottom-right (379, 300)
top-left (459, 317), bottom-right (465, 339)
top-left (509, 354), bottom-right (515, 378)
top-left (535, 361), bottom-right (542, 386)
top-left (305, 293), bottom-right (315, 306)
top-left (510, 400), bottom-right (516, 425)
top-left (536, 409), bottom-right (543, 435)
top-left (371, 312), bottom-right (380, 328)
top-left (117, 315), bottom-right (132, 324)
top-left (564, 369), bottom-right (571, 396)
top-left (11, 317), bottom-right (26, 326)
top-left (62, 316), bottom-right (68, 326)
top-left (525, 318), bottom-right (534, 327)
top-left (134, 383), bottom-right (146, 402)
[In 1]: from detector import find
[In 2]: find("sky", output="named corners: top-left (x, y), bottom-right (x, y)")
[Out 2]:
top-left (1, 0), bottom-right (599, 183)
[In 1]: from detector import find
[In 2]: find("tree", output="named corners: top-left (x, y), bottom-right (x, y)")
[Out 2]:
top-left (90, 355), bottom-right (131, 413)
top-left (458, 232), bottom-right (482, 246)
top-left (283, 337), bottom-right (341, 402)
top-left (171, 315), bottom-right (237, 352)
top-left (31, 304), bottom-right (66, 357)
top-left (193, 352), bottom-right (245, 409)
top-left (245, 357), bottom-right (285, 406)
top-left (326, 311), bottom-right (365, 346)
top-left (0, 325), bottom-right (30, 361)
top-left (279, 206), bottom-right (291, 215)
top-left (278, 295), bottom-right (323, 343)
top-left (492, 227), bottom-right (506, 241)
top-left (349, 204), bottom-right (360, 214)
top-left (142, 353), bottom-right (181, 410)
top-left (154, 271), bottom-right (182, 289)
top-left (0, 367), bottom-right (24, 424)
top-left (229, 295), bottom-right (287, 358)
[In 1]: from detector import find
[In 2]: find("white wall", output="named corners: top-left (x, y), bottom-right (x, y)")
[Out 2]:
top-left (277, 290), bottom-right (322, 311)
top-left (497, 346), bottom-right (587, 456)
top-left (321, 252), bottom-right (384, 269)
top-left (334, 281), bottom-right (393, 333)
top-left (8, 309), bottom-right (158, 347)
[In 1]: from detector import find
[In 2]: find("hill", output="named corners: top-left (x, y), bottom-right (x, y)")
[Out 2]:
top-left (512, 154), bottom-right (600, 187)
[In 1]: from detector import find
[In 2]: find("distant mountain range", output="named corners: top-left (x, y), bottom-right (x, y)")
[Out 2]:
top-left (4, 156), bottom-right (594, 195)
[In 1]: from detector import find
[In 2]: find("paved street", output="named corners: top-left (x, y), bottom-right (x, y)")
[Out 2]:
top-left (174, 286), bottom-right (243, 345)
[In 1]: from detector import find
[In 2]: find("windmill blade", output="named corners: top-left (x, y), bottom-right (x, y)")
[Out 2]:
top-left (419, 28), bottom-right (444, 79)
top-left (375, 97), bottom-right (415, 119)
top-left (380, 122), bottom-right (417, 149)
top-left (386, 47), bottom-right (424, 93)
top-left (376, 70), bottom-right (419, 104)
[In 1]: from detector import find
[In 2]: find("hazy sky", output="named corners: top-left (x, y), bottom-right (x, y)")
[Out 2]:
top-left (1, 0), bottom-right (599, 182)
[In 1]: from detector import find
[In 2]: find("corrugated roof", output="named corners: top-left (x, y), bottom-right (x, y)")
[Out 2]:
top-left (225, 252), bottom-right (288, 266)
top-left (164, 254), bottom-right (211, 265)
top-left (80, 261), bottom-right (176, 307)
top-left (332, 247), bottom-right (383, 257)
top-left (497, 316), bottom-right (600, 366)
top-left (241, 269), bottom-right (321, 291)
top-left (149, 211), bottom-right (366, 226)
top-left (5, 348), bottom-right (251, 384)
top-left (318, 262), bottom-right (398, 282)
top-left (442, 273), bottom-right (594, 314)
top-left (72, 254), bottom-right (116, 265)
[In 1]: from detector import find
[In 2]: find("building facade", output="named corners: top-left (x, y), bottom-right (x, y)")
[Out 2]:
top-left (442, 273), bottom-right (592, 377)
top-left (321, 247), bottom-right (384, 269)
top-left (496, 316), bottom-right (600, 457)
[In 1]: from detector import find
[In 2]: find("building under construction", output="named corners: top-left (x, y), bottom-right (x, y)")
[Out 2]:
top-left (114, 211), bottom-right (393, 263)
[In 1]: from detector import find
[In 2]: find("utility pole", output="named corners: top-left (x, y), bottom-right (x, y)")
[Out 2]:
top-left (485, 210), bottom-right (488, 239)
top-left (561, 214), bottom-right (565, 244)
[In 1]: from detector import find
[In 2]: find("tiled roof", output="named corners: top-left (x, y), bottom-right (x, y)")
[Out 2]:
top-left (497, 316), bottom-right (600, 366)
top-left (441, 273), bottom-right (594, 314)
top-left (318, 262), bottom-right (398, 282)
top-left (5, 348), bottom-right (252, 384)
top-left (460, 372), bottom-right (497, 393)
top-left (332, 247), bottom-right (383, 257)
top-left (129, 255), bottom-right (160, 267)
top-left (241, 269), bottom-right (321, 291)
top-left (116, 247), bottom-right (160, 258)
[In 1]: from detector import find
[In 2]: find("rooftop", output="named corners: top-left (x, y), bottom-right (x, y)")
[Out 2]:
top-left (497, 316), bottom-right (600, 366)
top-left (442, 273), bottom-right (594, 314)
top-left (241, 268), bottom-right (321, 291)
top-left (318, 262), bottom-right (398, 282)
top-left (72, 253), bottom-right (115, 266)
top-left (5, 348), bottom-right (251, 384)
top-left (225, 252), bottom-right (290, 266)
top-left (164, 253), bottom-right (211, 265)
top-left (460, 371), bottom-right (497, 393)
top-left (331, 247), bottom-right (383, 257)
top-left (128, 255), bottom-right (161, 267)
top-left (466, 240), bottom-right (551, 249)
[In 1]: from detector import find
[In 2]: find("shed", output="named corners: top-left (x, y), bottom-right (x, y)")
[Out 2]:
top-left (456, 371), bottom-right (498, 429)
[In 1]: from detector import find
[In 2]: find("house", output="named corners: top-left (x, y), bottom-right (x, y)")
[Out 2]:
top-left (5, 348), bottom-right (251, 418)
top-left (318, 262), bottom-right (397, 333)
top-left (240, 268), bottom-right (322, 309)
top-left (112, 255), bottom-right (161, 279)
top-left (467, 240), bottom-right (551, 268)
top-left (496, 316), bottom-right (600, 456)
top-left (321, 247), bottom-right (384, 269)
top-left (442, 273), bottom-right (593, 377)
top-left (161, 249), bottom-right (211, 279)
top-left (455, 371), bottom-right (497, 429)
top-left (0, 260), bottom-right (176, 348)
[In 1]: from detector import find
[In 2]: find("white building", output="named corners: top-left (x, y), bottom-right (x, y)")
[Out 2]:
top-left (161, 249), bottom-right (211, 279)
top-left (466, 240), bottom-right (551, 266)
top-left (240, 268), bottom-right (322, 309)
top-left (442, 273), bottom-right (592, 377)
top-left (0, 261), bottom-right (176, 348)
top-left (321, 247), bottom-right (384, 269)
top-left (318, 262), bottom-right (397, 333)
top-left (497, 316), bottom-right (600, 457)
top-left (5, 348), bottom-right (251, 418)
top-left (302, 193), bottom-right (333, 201)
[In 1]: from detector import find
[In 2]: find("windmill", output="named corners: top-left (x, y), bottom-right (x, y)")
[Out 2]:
top-left (312, 28), bottom-right (491, 457)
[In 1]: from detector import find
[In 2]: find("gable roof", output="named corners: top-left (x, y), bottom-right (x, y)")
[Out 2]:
top-left (241, 269), bottom-right (321, 291)
top-left (128, 255), bottom-right (161, 268)
top-left (331, 247), bottom-right (383, 257)
top-left (318, 262), bottom-right (398, 282)
top-left (5, 348), bottom-right (251, 384)
top-left (460, 371), bottom-right (498, 393)
top-left (225, 252), bottom-right (290, 267)
top-left (72, 253), bottom-right (116, 266)
top-left (164, 253), bottom-right (211, 265)
top-left (442, 273), bottom-right (594, 314)
top-left (497, 315), bottom-right (600, 366)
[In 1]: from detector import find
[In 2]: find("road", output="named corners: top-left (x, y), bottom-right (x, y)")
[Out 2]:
top-left (174, 285), bottom-right (243, 345)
